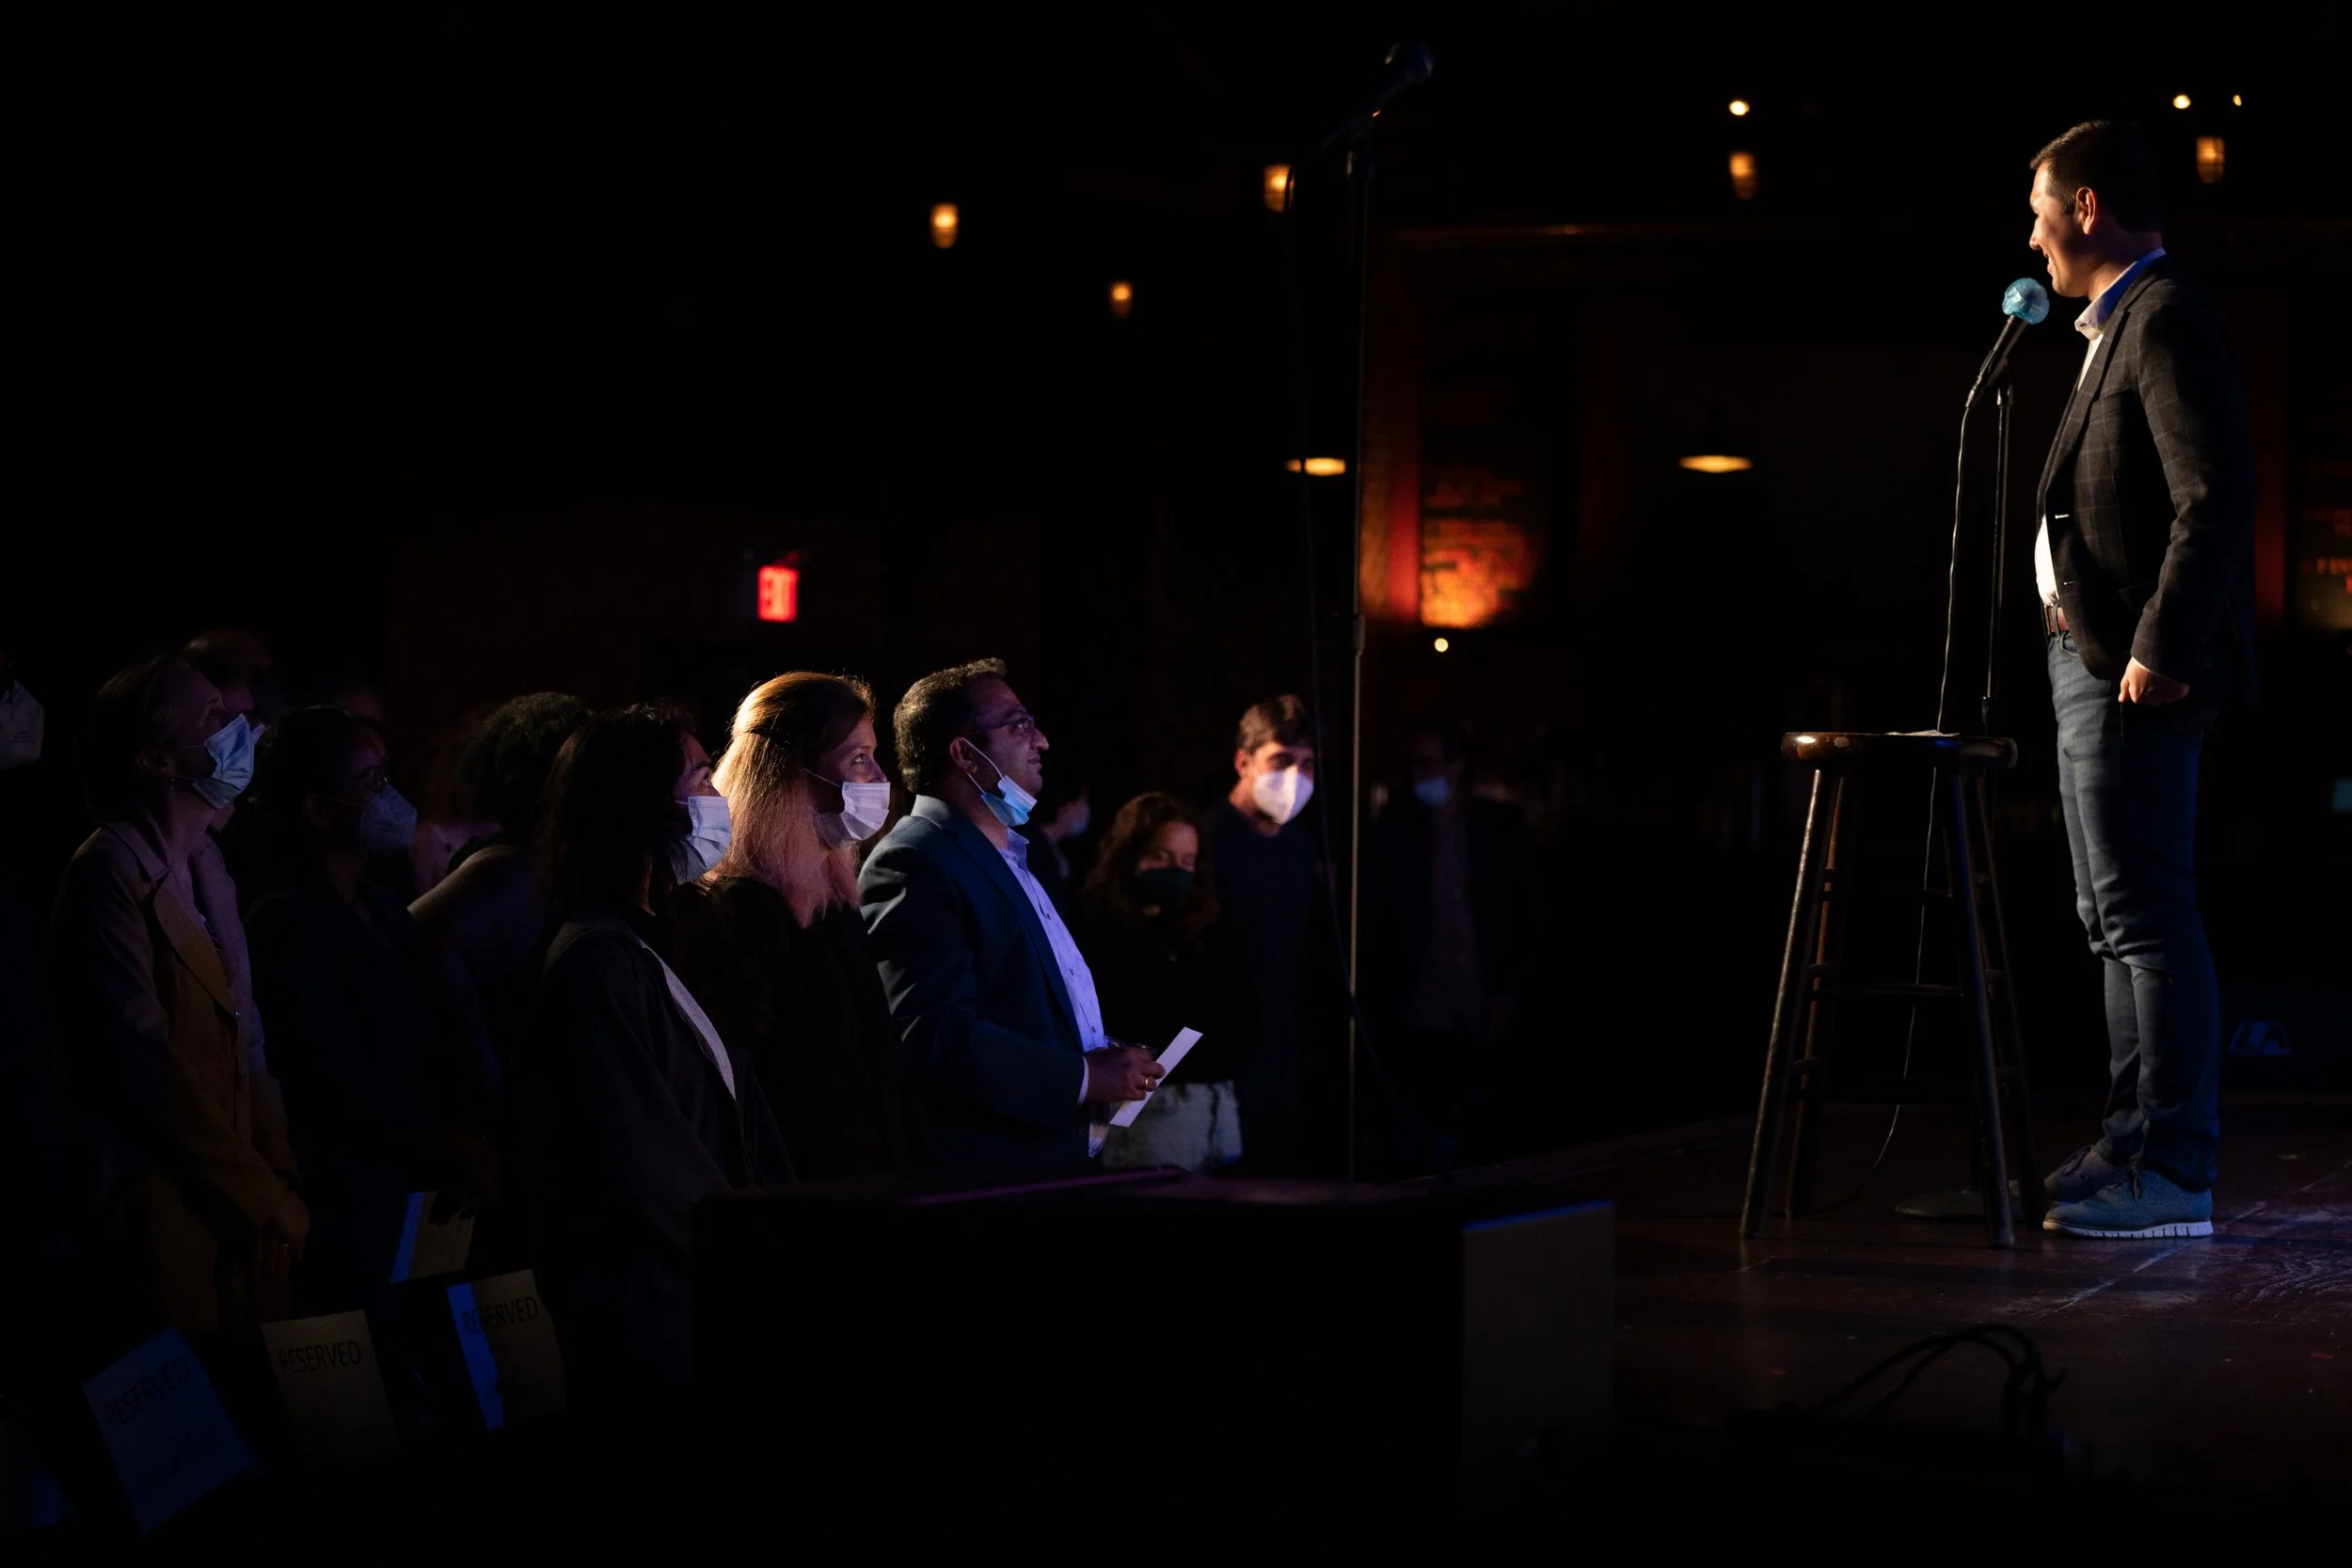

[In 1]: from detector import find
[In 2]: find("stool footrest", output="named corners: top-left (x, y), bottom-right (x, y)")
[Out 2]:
top-left (1793, 1079), bottom-right (1973, 1105)
top-left (1807, 981), bottom-right (1963, 1002)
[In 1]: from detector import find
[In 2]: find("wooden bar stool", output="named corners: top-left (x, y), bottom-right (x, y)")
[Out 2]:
top-left (1740, 732), bottom-right (2042, 1248)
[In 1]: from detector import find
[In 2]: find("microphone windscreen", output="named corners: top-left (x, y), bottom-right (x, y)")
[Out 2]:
top-left (2003, 278), bottom-right (2052, 325)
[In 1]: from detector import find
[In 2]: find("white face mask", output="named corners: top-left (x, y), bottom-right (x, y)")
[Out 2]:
top-left (673, 794), bottom-right (732, 883)
top-left (189, 715), bottom-right (256, 810)
top-left (960, 741), bottom-right (1037, 830)
top-left (808, 771), bottom-right (893, 849)
top-left (0, 682), bottom-right (42, 772)
top-left (1250, 765), bottom-right (1313, 826)
top-left (356, 784), bottom-right (420, 856)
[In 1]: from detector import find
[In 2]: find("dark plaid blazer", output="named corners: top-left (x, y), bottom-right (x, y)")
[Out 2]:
top-left (2036, 256), bottom-right (2259, 703)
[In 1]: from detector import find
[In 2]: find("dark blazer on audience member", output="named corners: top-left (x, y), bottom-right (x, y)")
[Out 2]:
top-left (673, 877), bottom-right (925, 1180)
top-left (2036, 255), bottom-right (2259, 702)
top-left (518, 911), bottom-right (792, 1414)
top-left (244, 876), bottom-right (486, 1311)
top-left (858, 796), bottom-right (1089, 1174)
top-left (47, 816), bottom-right (302, 1338)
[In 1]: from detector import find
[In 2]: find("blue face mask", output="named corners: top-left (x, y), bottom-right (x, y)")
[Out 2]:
top-left (1412, 775), bottom-right (1452, 809)
top-left (961, 740), bottom-right (1036, 830)
top-left (187, 716), bottom-right (255, 810)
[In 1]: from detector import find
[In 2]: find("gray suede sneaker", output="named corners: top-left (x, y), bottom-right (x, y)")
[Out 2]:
top-left (2043, 1167), bottom-right (2214, 1239)
top-left (2043, 1144), bottom-right (2127, 1205)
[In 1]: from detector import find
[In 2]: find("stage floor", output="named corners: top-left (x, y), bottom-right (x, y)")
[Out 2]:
top-left (1557, 1096), bottom-right (2352, 1498)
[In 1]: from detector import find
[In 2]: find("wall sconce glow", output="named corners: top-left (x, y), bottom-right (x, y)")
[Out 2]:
top-left (2233, 94), bottom-right (2243, 106)
top-left (1285, 457), bottom-right (1348, 476)
top-left (1109, 280), bottom-right (1134, 319)
top-left (2197, 137), bottom-right (2226, 184)
top-left (756, 562), bottom-right (801, 624)
top-left (930, 203), bottom-right (959, 249)
top-left (1432, 637), bottom-right (1451, 653)
top-left (2172, 93), bottom-right (2191, 110)
top-left (1728, 150), bottom-right (1757, 200)
top-left (1263, 164), bottom-right (1293, 212)
top-left (1728, 99), bottom-right (1751, 117)
top-left (1678, 454), bottom-right (1754, 474)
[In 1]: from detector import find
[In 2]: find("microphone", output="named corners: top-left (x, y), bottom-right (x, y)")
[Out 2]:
top-left (1967, 277), bottom-right (2051, 407)
top-left (1303, 41), bottom-right (1435, 163)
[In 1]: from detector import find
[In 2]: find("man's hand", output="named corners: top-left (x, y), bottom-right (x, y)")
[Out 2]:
top-left (1083, 1044), bottom-right (1164, 1103)
top-left (2118, 657), bottom-right (2190, 706)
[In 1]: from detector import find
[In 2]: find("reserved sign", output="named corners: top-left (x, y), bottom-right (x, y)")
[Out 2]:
top-left (448, 1270), bottom-right (565, 1429)
top-left (81, 1330), bottom-right (255, 1536)
top-left (260, 1311), bottom-right (401, 1467)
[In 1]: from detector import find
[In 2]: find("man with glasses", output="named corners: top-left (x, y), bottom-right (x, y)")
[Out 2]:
top-left (860, 659), bottom-right (1160, 1173)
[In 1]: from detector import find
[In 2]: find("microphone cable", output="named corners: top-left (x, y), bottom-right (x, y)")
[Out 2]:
top-left (1275, 163), bottom-right (1455, 1189)
top-left (1815, 392), bottom-right (1975, 1211)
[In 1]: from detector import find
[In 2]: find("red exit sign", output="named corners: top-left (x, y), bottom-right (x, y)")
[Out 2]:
top-left (756, 562), bottom-right (800, 623)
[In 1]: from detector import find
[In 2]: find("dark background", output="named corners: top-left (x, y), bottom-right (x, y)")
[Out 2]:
top-left (8, 6), bottom-right (2349, 1163)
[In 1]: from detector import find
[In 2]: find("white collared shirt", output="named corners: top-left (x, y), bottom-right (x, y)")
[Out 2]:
top-left (994, 834), bottom-right (1110, 1103)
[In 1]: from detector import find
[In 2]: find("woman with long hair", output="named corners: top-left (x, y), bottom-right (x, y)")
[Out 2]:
top-left (1079, 792), bottom-right (1242, 1173)
top-left (408, 690), bottom-right (589, 1100)
top-left (518, 702), bottom-right (791, 1439)
top-left (673, 672), bottom-right (924, 1178)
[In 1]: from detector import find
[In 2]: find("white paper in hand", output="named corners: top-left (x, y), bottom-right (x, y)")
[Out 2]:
top-left (1109, 1027), bottom-right (1201, 1128)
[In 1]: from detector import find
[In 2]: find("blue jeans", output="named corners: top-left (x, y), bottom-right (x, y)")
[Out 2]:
top-left (2046, 631), bottom-right (2223, 1191)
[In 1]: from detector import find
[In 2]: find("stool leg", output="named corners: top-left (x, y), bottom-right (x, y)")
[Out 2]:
top-left (1971, 773), bottom-right (2044, 1221)
top-left (1743, 768), bottom-right (1834, 1238)
top-left (1947, 771), bottom-right (2015, 1248)
top-left (1785, 774), bottom-right (1852, 1218)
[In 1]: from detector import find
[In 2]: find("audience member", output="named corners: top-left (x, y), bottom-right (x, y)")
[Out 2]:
top-left (314, 674), bottom-right (387, 733)
top-left (674, 673), bottom-right (924, 1180)
top-left (1201, 694), bottom-right (1324, 1172)
top-left (183, 626), bottom-right (288, 732)
top-left (408, 700), bottom-right (505, 896)
top-left (517, 704), bottom-right (792, 1433)
top-left (410, 692), bottom-right (589, 1097)
top-left (176, 639), bottom-right (301, 1192)
top-left (1361, 720), bottom-right (1543, 1175)
top-left (1082, 793), bottom-right (1243, 1172)
top-left (0, 646), bottom-right (73, 1373)
top-left (47, 656), bottom-right (309, 1343)
top-left (1024, 772), bottom-right (1091, 918)
top-left (859, 660), bottom-right (1160, 1173)
top-left (231, 706), bottom-right (496, 1312)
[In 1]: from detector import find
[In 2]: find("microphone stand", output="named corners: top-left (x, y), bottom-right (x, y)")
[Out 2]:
top-left (1979, 380), bottom-right (2014, 733)
top-left (1894, 372), bottom-right (2022, 1223)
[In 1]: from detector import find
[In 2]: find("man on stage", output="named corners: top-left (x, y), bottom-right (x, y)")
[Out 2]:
top-left (2024, 121), bottom-right (2257, 1239)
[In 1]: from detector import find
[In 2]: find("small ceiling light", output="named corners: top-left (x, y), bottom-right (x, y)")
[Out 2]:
top-left (2172, 93), bottom-right (2191, 110)
top-left (1432, 637), bottom-right (1451, 653)
top-left (1263, 164), bottom-right (1293, 212)
top-left (1109, 279), bottom-right (1134, 319)
top-left (1728, 99), bottom-right (1751, 117)
top-left (930, 203), bottom-right (959, 249)
top-left (1285, 457), bottom-right (1348, 477)
top-left (2197, 136), bottom-right (2226, 184)
top-left (1728, 150), bottom-right (1757, 200)
top-left (1678, 454), bottom-right (1754, 474)
top-left (2233, 93), bottom-right (2244, 106)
